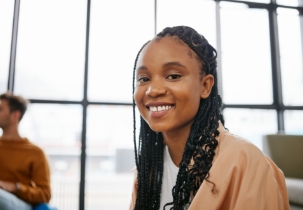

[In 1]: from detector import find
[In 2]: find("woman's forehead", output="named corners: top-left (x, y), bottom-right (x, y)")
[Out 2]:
top-left (151, 36), bottom-right (188, 49)
top-left (135, 37), bottom-right (203, 78)
top-left (137, 36), bottom-right (202, 69)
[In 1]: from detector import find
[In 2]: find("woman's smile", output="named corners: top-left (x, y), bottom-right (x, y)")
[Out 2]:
top-left (146, 103), bottom-right (175, 118)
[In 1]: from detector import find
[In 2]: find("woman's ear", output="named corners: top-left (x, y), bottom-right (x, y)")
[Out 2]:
top-left (200, 74), bottom-right (214, 99)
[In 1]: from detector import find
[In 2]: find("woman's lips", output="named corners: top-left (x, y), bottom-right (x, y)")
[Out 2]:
top-left (148, 105), bottom-right (174, 118)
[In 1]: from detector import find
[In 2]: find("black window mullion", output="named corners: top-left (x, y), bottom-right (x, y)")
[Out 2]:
top-left (7, 0), bottom-right (20, 93)
top-left (80, 102), bottom-right (87, 210)
top-left (79, 0), bottom-right (91, 210)
top-left (269, 0), bottom-right (284, 131)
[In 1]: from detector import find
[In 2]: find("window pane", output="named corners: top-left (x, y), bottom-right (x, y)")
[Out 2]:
top-left (86, 105), bottom-right (138, 209)
top-left (224, 109), bottom-right (277, 150)
top-left (19, 104), bottom-right (82, 210)
top-left (88, 0), bottom-right (154, 103)
top-left (15, 0), bottom-right (86, 100)
top-left (0, 1), bottom-right (14, 93)
top-left (221, 3), bottom-right (273, 104)
top-left (284, 110), bottom-right (303, 134)
top-left (278, 8), bottom-right (303, 105)
top-left (157, 0), bottom-right (217, 48)
top-left (277, 0), bottom-right (303, 7)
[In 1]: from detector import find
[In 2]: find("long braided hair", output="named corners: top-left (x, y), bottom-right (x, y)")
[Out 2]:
top-left (132, 26), bottom-right (224, 210)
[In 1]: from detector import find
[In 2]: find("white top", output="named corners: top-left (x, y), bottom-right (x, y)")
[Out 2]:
top-left (160, 145), bottom-right (179, 210)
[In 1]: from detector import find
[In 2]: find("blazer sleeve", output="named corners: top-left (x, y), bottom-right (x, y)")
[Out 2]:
top-left (190, 142), bottom-right (290, 210)
top-left (15, 150), bottom-right (51, 205)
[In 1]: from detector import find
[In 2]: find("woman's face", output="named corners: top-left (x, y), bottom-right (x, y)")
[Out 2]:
top-left (134, 36), bottom-right (213, 133)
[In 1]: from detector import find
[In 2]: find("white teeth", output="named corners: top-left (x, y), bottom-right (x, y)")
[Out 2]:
top-left (150, 107), bottom-right (157, 111)
top-left (149, 105), bottom-right (173, 112)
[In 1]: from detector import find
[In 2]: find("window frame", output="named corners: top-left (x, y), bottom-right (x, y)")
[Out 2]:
top-left (5, 0), bottom-right (303, 209)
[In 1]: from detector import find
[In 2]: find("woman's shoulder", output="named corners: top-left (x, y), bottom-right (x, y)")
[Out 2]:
top-left (195, 127), bottom-right (289, 210)
top-left (215, 128), bottom-right (270, 170)
top-left (218, 129), bottom-right (263, 157)
top-left (212, 128), bottom-right (284, 181)
top-left (216, 121), bottom-right (262, 156)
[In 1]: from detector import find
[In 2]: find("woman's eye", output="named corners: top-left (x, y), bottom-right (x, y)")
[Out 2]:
top-left (138, 77), bottom-right (150, 83)
top-left (167, 74), bottom-right (181, 80)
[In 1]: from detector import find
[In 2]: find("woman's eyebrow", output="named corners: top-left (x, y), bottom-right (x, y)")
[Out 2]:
top-left (136, 66), bottom-right (148, 71)
top-left (162, 61), bottom-right (186, 69)
top-left (136, 62), bottom-right (186, 71)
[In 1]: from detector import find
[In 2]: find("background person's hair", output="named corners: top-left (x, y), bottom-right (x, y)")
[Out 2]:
top-left (132, 26), bottom-right (224, 210)
top-left (0, 92), bottom-right (28, 121)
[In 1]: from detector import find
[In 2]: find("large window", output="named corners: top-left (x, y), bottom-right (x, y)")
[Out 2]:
top-left (221, 2), bottom-right (273, 105)
top-left (15, 0), bottom-right (87, 101)
top-left (85, 105), bottom-right (134, 209)
top-left (277, 8), bottom-right (303, 106)
top-left (2, 0), bottom-right (303, 210)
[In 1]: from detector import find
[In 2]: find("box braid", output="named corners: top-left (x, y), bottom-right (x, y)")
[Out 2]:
top-left (132, 26), bottom-right (224, 210)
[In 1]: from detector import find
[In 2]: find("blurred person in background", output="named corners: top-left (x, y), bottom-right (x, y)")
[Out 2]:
top-left (0, 92), bottom-right (51, 210)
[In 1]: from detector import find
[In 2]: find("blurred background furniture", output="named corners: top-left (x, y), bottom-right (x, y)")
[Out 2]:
top-left (263, 134), bottom-right (303, 210)
top-left (34, 203), bottom-right (58, 210)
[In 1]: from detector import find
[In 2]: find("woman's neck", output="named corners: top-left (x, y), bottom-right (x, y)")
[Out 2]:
top-left (162, 124), bottom-right (192, 167)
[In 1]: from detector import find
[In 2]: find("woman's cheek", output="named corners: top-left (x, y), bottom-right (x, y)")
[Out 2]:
top-left (133, 87), bottom-right (140, 104)
top-left (134, 88), bottom-right (145, 113)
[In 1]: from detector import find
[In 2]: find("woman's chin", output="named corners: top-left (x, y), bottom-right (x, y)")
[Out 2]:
top-left (148, 123), bottom-right (168, 133)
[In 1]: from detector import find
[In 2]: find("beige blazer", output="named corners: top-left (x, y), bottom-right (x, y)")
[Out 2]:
top-left (130, 122), bottom-right (290, 210)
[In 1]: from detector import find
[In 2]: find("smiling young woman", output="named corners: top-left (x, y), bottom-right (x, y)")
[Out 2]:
top-left (130, 26), bottom-right (289, 210)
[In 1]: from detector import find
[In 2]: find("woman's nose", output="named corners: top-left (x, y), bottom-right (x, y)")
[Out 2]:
top-left (146, 80), bottom-right (167, 98)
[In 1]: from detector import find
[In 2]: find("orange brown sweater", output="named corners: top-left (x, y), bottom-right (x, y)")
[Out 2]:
top-left (0, 137), bottom-right (51, 205)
